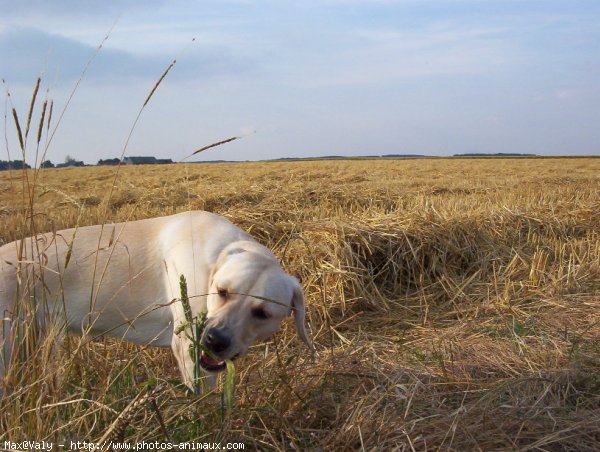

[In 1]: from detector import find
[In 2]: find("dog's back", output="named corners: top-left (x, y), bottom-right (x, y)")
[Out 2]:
top-left (0, 211), bottom-right (249, 344)
top-left (0, 218), bottom-right (173, 336)
top-left (1, 241), bottom-right (20, 323)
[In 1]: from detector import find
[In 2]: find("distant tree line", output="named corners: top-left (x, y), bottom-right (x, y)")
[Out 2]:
top-left (0, 155), bottom-right (176, 170)
top-left (0, 160), bottom-right (31, 170)
top-left (453, 153), bottom-right (537, 157)
top-left (98, 158), bottom-right (121, 166)
top-left (0, 153), bottom-right (543, 171)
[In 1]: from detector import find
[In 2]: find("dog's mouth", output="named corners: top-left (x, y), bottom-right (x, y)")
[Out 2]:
top-left (199, 351), bottom-right (226, 372)
top-left (199, 351), bottom-right (240, 373)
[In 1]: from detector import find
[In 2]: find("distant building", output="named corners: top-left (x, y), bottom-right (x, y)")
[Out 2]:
top-left (123, 156), bottom-right (173, 165)
top-left (123, 156), bottom-right (157, 165)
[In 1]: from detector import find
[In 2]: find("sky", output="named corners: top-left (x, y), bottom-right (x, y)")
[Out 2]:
top-left (1, 0), bottom-right (599, 164)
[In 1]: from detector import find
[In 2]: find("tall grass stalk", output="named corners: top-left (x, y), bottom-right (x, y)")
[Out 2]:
top-left (178, 275), bottom-right (235, 408)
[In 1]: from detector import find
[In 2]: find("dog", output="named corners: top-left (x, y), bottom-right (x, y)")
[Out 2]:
top-left (0, 211), bottom-right (313, 392)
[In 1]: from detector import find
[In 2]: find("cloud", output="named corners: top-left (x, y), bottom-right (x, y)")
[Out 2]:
top-left (556, 89), bottom-right (579, 100)
top-left (0, 26), bottom-right (144, 82)
top-left (0, 26), bottom-right (253, 85)
top-left (0, 0), bottom-right (166, 20)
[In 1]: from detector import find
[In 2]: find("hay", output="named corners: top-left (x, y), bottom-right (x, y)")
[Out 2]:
top-left (1, 158), bottom-right (599, 449)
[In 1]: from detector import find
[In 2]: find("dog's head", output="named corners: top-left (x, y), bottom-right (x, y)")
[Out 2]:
top-left (199, 243), bottom-right (313, 372)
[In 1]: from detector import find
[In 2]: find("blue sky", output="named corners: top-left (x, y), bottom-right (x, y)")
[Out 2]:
top-left (1, 0), bottom-right (599, 164)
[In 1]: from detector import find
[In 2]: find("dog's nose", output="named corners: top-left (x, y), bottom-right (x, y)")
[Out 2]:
top-left (204, 327), bottom-right (231, 353)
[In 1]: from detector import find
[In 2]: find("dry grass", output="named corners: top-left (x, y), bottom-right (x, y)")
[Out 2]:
top-left (1, 157), bottom-right (600, 450)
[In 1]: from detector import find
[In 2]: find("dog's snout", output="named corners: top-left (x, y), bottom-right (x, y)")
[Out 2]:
top-left (204, 327), bottom-right (231, 353)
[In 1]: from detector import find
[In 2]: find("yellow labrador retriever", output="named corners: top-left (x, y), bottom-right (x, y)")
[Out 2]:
top-left (0, 211), bottom-right (313, 391)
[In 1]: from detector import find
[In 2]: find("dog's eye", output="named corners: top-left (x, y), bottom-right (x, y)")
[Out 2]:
top-left (251, 308), bottom-right (270, 320)
top-left (217, 288), bottom-right (229, 299)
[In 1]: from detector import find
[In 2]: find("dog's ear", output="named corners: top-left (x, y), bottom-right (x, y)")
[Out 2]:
top-left (289, 276), bottom-right (315, 353)
top-left (209, 247), bottom-right (246, 287)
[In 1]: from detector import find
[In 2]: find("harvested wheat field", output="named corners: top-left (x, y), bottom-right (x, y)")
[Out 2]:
top-left (1, 157), bottom-right (599, 450)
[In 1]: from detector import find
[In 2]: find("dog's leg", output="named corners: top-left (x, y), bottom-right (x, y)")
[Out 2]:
top-left (204, 372), bottom-right (217, 391)
top-left (0, 316), bottom-right (11, 394)
top-left (171, 324), bottom-right (219, 394)
top-left (170, 332), bottom-right (197, 393)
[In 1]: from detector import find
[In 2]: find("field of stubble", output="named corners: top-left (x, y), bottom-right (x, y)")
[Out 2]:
top-left (1, 157), bottom-right (599, 450)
